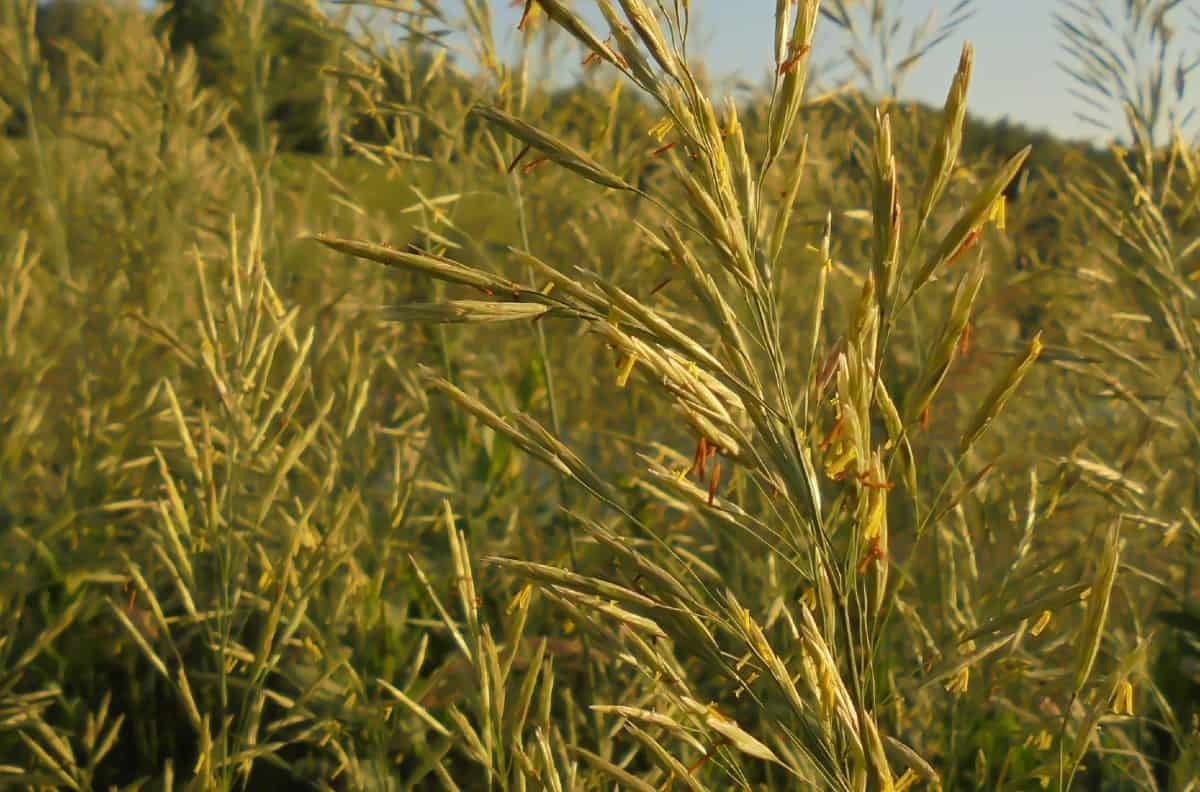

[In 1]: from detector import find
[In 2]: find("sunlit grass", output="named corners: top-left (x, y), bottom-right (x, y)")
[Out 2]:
top-left (0, 0), bottom-right (1197, 789)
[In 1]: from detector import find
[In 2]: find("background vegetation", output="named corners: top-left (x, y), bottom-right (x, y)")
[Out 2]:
top-left (0, 0), bottom-right (1197, 789)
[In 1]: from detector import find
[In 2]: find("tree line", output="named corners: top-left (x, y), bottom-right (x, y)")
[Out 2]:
top-left (16, 0), bottom-right (1104, 185)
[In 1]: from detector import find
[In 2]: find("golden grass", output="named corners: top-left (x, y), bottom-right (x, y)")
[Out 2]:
top-left (0, 0), bottom-right (1197, 789)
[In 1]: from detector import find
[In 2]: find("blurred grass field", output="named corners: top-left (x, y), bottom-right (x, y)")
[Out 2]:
top-left (0, 0), bottom-right (1198, 789)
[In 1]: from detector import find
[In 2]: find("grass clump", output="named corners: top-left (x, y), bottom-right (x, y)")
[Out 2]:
top-left (0, 0), bottom-right (1197, 789)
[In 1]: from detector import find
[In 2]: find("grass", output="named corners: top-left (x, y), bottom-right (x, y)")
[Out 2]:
top-left (0, 0), bottom-right (1198, 789)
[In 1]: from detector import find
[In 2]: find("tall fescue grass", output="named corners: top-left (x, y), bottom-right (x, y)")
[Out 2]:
top-left (0, 0), bottom-right (1196, 789)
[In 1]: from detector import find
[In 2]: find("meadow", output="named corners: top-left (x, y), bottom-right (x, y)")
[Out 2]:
top-left (0, 0), bottom-right (1198, 789)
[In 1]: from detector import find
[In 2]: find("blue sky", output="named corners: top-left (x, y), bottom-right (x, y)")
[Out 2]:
top-left (450, 1), bottom-right (1199, 145)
